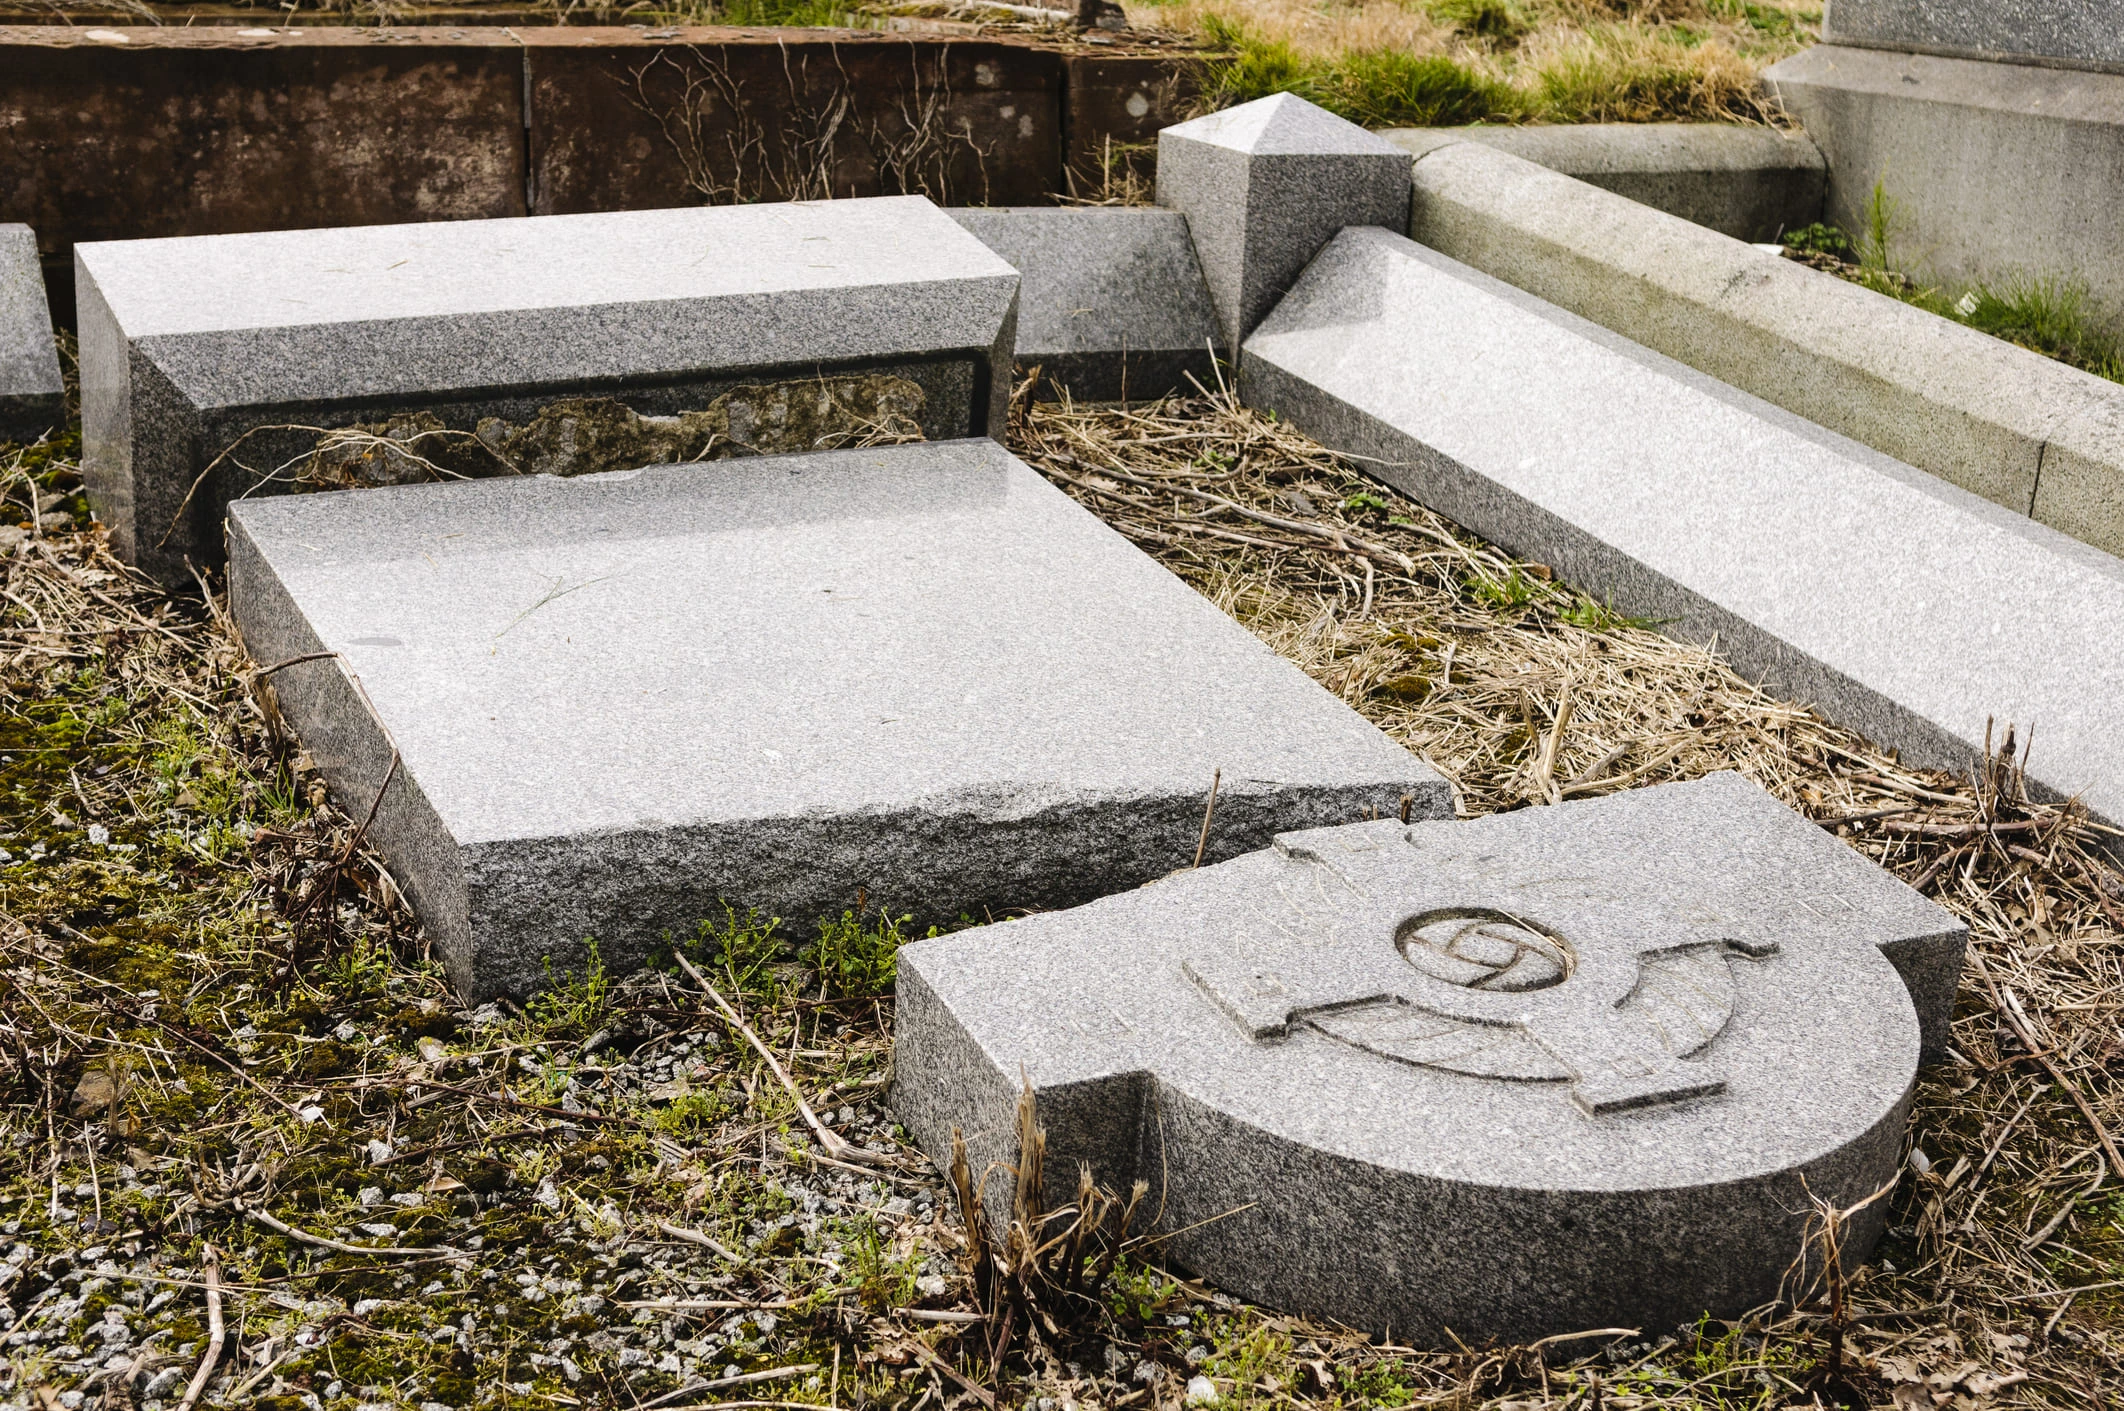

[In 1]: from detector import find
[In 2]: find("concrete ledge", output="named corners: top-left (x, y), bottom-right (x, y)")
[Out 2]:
top-left (1406, 138), bottom-right (2124, 557)
top-left (1243, 227), bottom-right (2124, 831)
top-left (1765, 45), bottom-right (2124, 331)
top-left (1384, 123), bottom-right (1823, 242)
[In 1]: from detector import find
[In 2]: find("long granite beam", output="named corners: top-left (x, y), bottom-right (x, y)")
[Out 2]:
top-left (229, 438), bottom-right (1449, 1000)
top-left (1242, 227), bottom-right (2124, 830)
top-left (78, 195), bottom-right (1019, 584)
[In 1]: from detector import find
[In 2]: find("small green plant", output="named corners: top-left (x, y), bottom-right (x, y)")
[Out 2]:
top-left (685, 903), bottom-right (788, 997)
top-left (524, 939), bottom-right (610, 1038)
top-left (1341, 491), bottom-right (1391, 515)
top-left (1956, 275), bottom-right (2124, 381)
top-left (1558, 594), bottom-right (1666, 632)
top-left (802, 908), bottom-right (916, 998)
top-left (1781, 221), bottom-right (1853, 260)
top-left (1466, 566), bottom-right (1544, 611)
top-left (1857, 178), bottom-right (1900, 275)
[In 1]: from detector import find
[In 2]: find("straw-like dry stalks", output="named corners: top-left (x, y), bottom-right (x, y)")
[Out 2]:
top-left (950, 1085), bottom-right (1150, 1385)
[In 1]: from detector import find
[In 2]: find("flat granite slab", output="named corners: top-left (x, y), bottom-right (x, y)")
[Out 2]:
top-left (893, 771), bottom-right (1964, 1341)
top-left (1242, 227), bottom-right (2124, 833)
top-left (948, 207), bottom-right (1220, 401)
top-left (1824, 0), bottom-right (2122, 72)
top-left (229, 439), bottom-right (1449, 1000)
top-left (0, 225), bottom-right (63, 444)
top-left (78, 196), bottom-right (1020, 584)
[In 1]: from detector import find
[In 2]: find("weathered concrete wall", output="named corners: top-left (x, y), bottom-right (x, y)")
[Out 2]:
top-left (1767, 44), bottom-right (2124, 333)
top-left (0, 26), bottom-right (1201, 323)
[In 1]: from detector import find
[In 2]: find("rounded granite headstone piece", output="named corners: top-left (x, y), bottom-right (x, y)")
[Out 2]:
top-left (891, 771), bottom-right (1967, 1342)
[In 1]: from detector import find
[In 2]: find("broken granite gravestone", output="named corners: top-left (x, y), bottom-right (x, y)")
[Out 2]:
top-left (948, 207), bottom-right (1221, 401)
top-left (229, 438), bottom-right (1449, 1002)
top-left (76, 196), bottom-right (1019, 585)
top-left (0, 225), bottom-right (63, 444)
top-left (894, 771), bottom-right (1965, 1342)
top-left (1156, 93), bottom-right (1411, 357)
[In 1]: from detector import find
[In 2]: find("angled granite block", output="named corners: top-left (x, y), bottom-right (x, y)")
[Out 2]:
top-left (1156, 94), bottom-right (1410, 355)
top-left (77, 196), bottom-right (1020, 584)
top-left (894, 772), bottom-right (1964, 1342)
top-left (1241, 226), bottom-right (2124, 832)
top-left (0, 226), bottom-right (63, 444)
top-left (228, 439), bottom-right (1448, 1001)
top-left (947, 207), bottom-right (1221, 401)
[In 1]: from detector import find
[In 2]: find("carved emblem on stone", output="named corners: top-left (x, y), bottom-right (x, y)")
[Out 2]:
top-left (891, 773), bottom-right (1969, 1342)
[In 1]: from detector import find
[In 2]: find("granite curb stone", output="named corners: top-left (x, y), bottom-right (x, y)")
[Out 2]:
top-left (229, 438), bottom-right (1449, 1000)
top-left (0, 225), bottom-right (63, 444)
top-left (1405, 138), bottom-right (2124, 555)
top-left (947, 207), bottom-right (1222, 401)
top-left (893, 771), bottom-right (1964, 1340)
top-left (1155, 93), bottom-right (1409, 357)
top-left (1241, 226), bottom-right (2124, 831)
top-left (78, 196), bottom-right (1021, 584)
top-left (1384, 123), bottom-right (1823, 242)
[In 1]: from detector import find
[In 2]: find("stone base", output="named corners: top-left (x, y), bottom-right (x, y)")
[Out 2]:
top-left (229, 439), bottom-right (1448, 1001)
top-left (1766, 43), bottom-right (2124, 333)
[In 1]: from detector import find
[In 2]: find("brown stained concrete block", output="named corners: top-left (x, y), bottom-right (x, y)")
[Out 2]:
top-left (1061, 51), bottom-right (1203, 197)
top-left (0, 27), bottom-right (526, 309)
top-left (525, 28), bottom-right (1063, 212)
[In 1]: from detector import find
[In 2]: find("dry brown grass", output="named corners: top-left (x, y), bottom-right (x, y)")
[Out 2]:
top-left (1145, 0), bottom-right (1817, 126)
top-left (1008, 380), bottom-right (2124, 1406)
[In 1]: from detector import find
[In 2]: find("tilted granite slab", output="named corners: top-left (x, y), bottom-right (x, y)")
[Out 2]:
top-left (0, 225), bottom-right (63, 444)
top-left (1823, 0), bottom-right (2123, 73)
top-left (1242, 227), bottom-right (2124, 833)
top-left (77, 196), bottom-right (1020, 584)
top-left (947, 207), bottom-right (1221, 401)
top-left (229, 438), bottom-right (1449, 1001)
top-left (1156, 94), bottom-right (1409, 356)
top-left (893, 772), bottom-right (1964, 1341)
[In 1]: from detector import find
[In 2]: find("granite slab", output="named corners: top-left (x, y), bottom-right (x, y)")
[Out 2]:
top-left (1824, 0), bottom-right (2122, 72)
top-left (77, 196), bottom-right (1021, 584)
top-left (893, 771), bottom-right (1964, 1341)
top-left (947, 207), bottom-right (1221, 401)
top-left (0, 225), bottom-right (63, 444)
top-left (1242, 227), bottom-right (2124, 833)
top-left (1155, 94), bottom-right (1409, 356)
top-left (228, 438), bottom-right (1449, 1000)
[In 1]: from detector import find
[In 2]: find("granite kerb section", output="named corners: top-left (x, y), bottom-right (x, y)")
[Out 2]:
top-left (1405, 137), bottom-right (2124, 558)
top-left (1241, 226), bottom-right (2124, 835)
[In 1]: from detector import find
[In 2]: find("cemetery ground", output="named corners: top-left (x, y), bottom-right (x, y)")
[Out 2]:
top-left (0, 368), bottom-right (2120, 1411)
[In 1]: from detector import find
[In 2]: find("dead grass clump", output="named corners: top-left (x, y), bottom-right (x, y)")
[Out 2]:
top-left (1160, 0), bottom-right (1817, 126)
